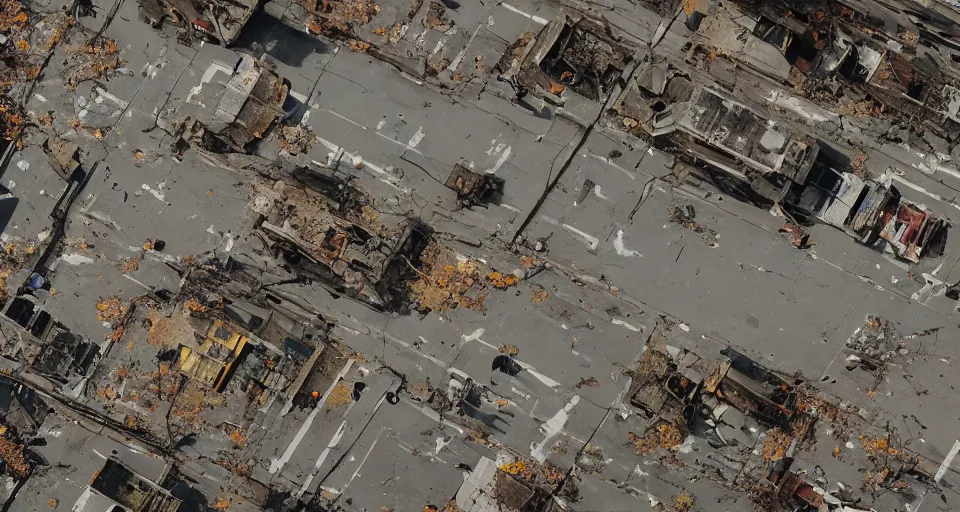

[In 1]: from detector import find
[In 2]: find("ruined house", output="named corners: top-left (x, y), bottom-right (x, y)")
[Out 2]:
top-left (252, 174), bottom-right (432, 312)
top-left (0, 376), bottom-right (48, 493)
top-left (165, 46), bottom-right (297, 154)
top-left (622, 331), bottom-right (946, 511)
top-left (613, 54), bottom-right (950, 261)
top-left (499, 12), bottom-right (634, 105)
top-left (624, 73), bottom-right (821, 205)
top-left (696, 0), bottom-right (960, 146)
top-left (76, 457), bottom-right (182, 512)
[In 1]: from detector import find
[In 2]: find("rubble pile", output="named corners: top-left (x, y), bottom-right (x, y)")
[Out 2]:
top-left (408, 240), bottom-right (490, 312)
top-left (628, 421), bottom-right (684, 454)
top-left (494, 454), bottom-right (576, 506)
top-left (64, 37), bottom-right (126, 90)
top-left (0, 432), bottom-right (29, 479)
top-left (668, 203), bottom-right (719, 246)
top-left (843, 316), bottom-right (906, 373)
top-left (279, 125), bottom-right (318, 156)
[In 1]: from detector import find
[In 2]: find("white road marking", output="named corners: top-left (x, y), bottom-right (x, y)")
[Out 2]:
top-left (613, 229), bottom-right (641, 258)
top-left (270, 359), bottom-right (356, 475)
top-left (936, 440), bottom-right (960, 483)
top-left (501, 3), bottom-right (548, 24)
top-left (530, 395), bottom-right (579, 462)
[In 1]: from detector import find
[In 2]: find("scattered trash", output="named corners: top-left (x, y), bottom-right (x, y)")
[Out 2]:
top-left (575, 376), bottom-right (599, 388)
top-left (498, 344), bottom-right (519, 356)
top-left (628, 421), bottom-right (683, 454)
top-left (668, 201), bottom-right (719, 245)
top-left (95, 296), bottom-right (127, 325)
top-left (778, 222), bottom-right (813, 249)
top-left (530, 287), bottom-right (548, 304)
top-left (279, 125), bottom-right (318, 155)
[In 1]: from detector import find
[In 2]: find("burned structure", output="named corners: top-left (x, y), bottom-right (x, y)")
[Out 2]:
top-left (611, 49), bottom-right (950, 262)
top-left (672, 85), bottom-right (821, 203)
top-left (687, 0), bottom-right (960, 157)
top-left (0, 376), bottom-right (49, 502)
top-left (75, 258), bottom-right (337, 452)
top-left (80, 457), bottom-right (183, 512)
top-left (622, 329), bottom-right (949, 512)
top-left (163, 48), bottom-right (297, 155)
top-left (499, 12), bottom-right (634, 104)
top-left (445, 163), bottom-right (505, 207)
top-left (251, 170), bottom-right (432, 312)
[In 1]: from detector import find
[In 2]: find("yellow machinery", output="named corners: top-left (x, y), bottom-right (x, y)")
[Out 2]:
top-left (176, 319), bottom-right (249, 391)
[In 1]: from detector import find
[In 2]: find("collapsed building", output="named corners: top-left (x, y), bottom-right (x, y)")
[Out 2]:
top-left (685, 0), bottom-right (960, 159)
top-left (0, 376), bottom-right (49, 505)
top-left (250, 167), bottom-right (432, 312)
top-left (78, 457), bottom-right (183, 512)
top-left (619, 329), bottom-right (951, 511)
top-left (611, 54), bottom-right (950, 262)
top-left (0, 141), bottom-right (103, 392)
top-left (161, 45), bottom-right (298, 155)
top-left (498, 11), bottom-right (634, 107)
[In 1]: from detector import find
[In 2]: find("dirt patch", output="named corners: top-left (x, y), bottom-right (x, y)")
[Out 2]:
top-left (498, 344), bottom-right (519, 356)
top-left (326, 381), bottom-right (353, 410)
top-left (65, 37), bottom-right (126, 90)
top-left (303, 0), bottom-right (380, 37)
top-left (629, 421), bottom-right (683, 454)
top-left (0, 435), bottom-right (29, 478)
top-left (530, 287), bottom-right (548, 304)
top-left (408, 241), bottom-right (488, 312)
top-left (762, 427), bottom-right (792, 461)
top-left (96, 296), bottom-right (126, 325)
top-left (146, 310), bottom-right (195, 347)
